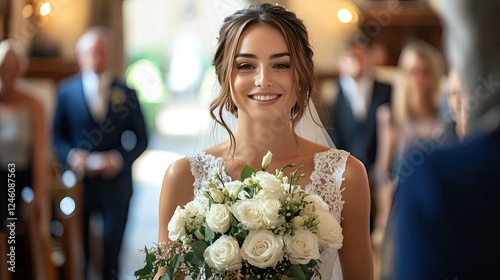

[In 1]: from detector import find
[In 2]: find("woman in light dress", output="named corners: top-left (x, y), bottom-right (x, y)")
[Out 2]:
top-left (157, 4), bottom-right (373, 279)
top-left (373, 40), bottom-right (445, 244)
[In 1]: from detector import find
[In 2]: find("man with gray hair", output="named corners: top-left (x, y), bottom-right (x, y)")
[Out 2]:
top-left (381, 0), bottom-right (500, 279)
top-left (52, 26), bottom-right (148, 279)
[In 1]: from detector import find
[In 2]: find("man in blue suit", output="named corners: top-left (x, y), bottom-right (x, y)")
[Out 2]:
top-left (52, 27), bottom-right (148, 280)
top-left (381, 0), bottom-right (500, 279)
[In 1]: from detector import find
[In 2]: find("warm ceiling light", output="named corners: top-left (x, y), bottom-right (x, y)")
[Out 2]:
top-left (337, 8), bottom-right (353, 24)
top-left (40, 2), bottom-right (52, 16)
top-left (22, 4), bottom-right (34, 19)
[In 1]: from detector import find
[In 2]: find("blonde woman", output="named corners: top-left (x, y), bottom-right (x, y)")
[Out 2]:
top-left (0, 39), bottom-right (49, 279)
top-left (372, 40), bottom-right (445, 244)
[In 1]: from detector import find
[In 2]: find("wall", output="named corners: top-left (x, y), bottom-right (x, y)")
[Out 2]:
top-left (10, 0), bottom-right (90, 58)
top-left (288, 0), bottom-right (359, 72)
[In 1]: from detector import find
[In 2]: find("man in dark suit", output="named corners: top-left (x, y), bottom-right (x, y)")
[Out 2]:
top-left (381, 0), bottom-right (500, 279)
top-left (328, 32), bottom-right (391, 231)
top-left (52, 27), bottom-right (148, 280)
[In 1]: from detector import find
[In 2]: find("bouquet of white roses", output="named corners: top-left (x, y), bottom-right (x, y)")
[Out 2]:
top-left (135, 151), bottom-right (343, 280)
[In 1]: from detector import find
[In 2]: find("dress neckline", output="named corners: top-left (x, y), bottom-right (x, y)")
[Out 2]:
top-left (196, 149), bottom-right (336, 190)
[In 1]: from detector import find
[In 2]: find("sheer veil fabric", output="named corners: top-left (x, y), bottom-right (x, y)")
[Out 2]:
top-left (296, 99), bottom-right (336, 148)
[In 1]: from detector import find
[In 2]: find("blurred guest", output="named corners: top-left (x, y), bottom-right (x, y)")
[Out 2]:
top-left (381, 0), bottom-right (500, 279)
top-left (443, 68), bottom-right (466, 142)
top-left (52, 27), bottom-right (148, 280)
top-left (0, 39), bottom-right (49, 279)
top-left (372, 40), bottom-right (445, 244)
top-left (327, 31), bottom-right (392, 232)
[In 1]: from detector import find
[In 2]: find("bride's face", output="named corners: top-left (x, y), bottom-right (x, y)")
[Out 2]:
top-left (230, 23), bottom-right (297, 123)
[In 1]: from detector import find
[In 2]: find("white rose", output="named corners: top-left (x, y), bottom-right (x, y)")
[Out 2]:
top-left (315, 211), bottom-right (343, 250)
top-left (206, 204), bottom-right (232, 234)
top-left (209, 187), bottom-right (225, 203)
top-left (261, 199), bottom-right (283, 229)
top-left (240, 229), bottom-right (284, 268)
top-left (167, 206), bottom-right (187, 241)
top-left (224, 180), bottom-right (244, 199)
top-left (284, 229), bottom-right (321, 265)
top-left (301, 194), bottom-right (330, 215)
top-left (231, 199), bottom-right (264, 230)
top-left (203, 235), bottom-right (242, 271)
top-left (255, 171), bottom-right (284, 200)
top-left (185, 199), bottom-right (207, 216)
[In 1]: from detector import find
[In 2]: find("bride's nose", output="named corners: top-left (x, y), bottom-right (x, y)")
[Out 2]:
top-left (255, 67), bottom-right (272, 88)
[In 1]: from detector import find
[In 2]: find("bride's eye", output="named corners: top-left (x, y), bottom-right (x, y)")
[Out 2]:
top-left (274, 63), bottom-right (290, 70)
top-left (237, 63), bottom-right (254, 70)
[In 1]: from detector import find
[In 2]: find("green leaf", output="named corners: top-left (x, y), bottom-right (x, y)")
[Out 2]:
top-left (205, 262), bottom-right (213, 279)
top-left (241, 165), bottom-right (258, 181)
top-left (301, 263), bottom-right (316, 279)
top-left (184, 251), bottom-right (202, 266)
top-left (145, 252), bottom-right (156, 263)
top-left (287, 265), bottom-right (306, 280)
top-left (191, 240), bottom-right (209, 261)
top-left (233, 227), bottom-right (248, 245)
top-left (204, 222), bottom-right (215, 243)
top-left (159, 274), bottom-right (171, 280)
top-left (166, 254), bottom-right (178, 279)
top-left (134, 261), bottom-right (153, 277)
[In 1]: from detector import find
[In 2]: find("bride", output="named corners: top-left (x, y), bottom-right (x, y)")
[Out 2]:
top-left (157, 3), bottom-right (373, 279)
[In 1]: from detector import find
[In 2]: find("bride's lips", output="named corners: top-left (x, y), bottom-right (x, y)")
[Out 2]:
top-left (248, 92), bottom-right (282, 104)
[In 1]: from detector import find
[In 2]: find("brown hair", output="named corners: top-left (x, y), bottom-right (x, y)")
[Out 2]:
top-left (210, 3), bottom-right (318, 154)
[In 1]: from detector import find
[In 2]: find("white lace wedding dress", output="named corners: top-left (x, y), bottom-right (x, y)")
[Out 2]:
top-left (187, 148), bottom-right (349, 280)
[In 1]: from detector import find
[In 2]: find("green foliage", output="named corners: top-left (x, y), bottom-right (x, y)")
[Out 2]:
top-left (191, 240), bottom-right (208, 262)
top-left (241, 165), bottom-right (258, 181)
top-left (134, 152), bottom-right (331, 280)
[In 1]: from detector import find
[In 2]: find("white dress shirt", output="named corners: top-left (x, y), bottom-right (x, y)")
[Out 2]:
top-left (82, 70), bottom-right (113, 122)
top-left (339, 74), bottom-right (374, 122)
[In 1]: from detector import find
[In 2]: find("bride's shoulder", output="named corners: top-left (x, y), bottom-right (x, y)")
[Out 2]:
top-left (342, 154), bottom-right (370, 205)
top-left (163, 157), bottom-right (193, 183)
top-left (343, 155), bottom-right (367, 182)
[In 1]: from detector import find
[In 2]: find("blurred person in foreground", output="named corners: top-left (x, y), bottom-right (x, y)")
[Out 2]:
top-left (380, 0), bottom-right (500, 279)
top-left (52, 27), bottom-right (148, 279)
top-left (0, 39), bottom-right (49, 279)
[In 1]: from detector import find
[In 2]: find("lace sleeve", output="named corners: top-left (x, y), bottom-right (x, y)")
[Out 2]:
top-left (306, 149), bottom-right (349, 222)
top-left (307, 149), bottom-right (349, 280)
top-left (187, 152), bottom-right (225, 198)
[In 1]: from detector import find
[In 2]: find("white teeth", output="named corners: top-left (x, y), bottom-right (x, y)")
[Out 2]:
top-left (252, 95), bottom-right (278, 101)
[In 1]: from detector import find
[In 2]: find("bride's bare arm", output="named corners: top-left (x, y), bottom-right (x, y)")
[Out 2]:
top-left (155, 158), bottom-right (195, 280)
top-left (338, 155), bottom-right (374, 280)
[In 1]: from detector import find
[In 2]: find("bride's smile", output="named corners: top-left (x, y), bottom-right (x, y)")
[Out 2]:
top-left (231, 23), bottom-right (297, 121)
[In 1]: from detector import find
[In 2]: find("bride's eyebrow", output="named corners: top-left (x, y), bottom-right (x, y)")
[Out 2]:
top-left (234, 52), bottom-right (291, 59)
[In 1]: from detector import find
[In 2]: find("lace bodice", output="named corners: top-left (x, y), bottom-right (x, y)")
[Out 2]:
top-left (187, 148), bottom-right (349, 280)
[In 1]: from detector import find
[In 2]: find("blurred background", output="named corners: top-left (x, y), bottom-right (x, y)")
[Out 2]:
top-left (0, 0), bottom-right (447, 279)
